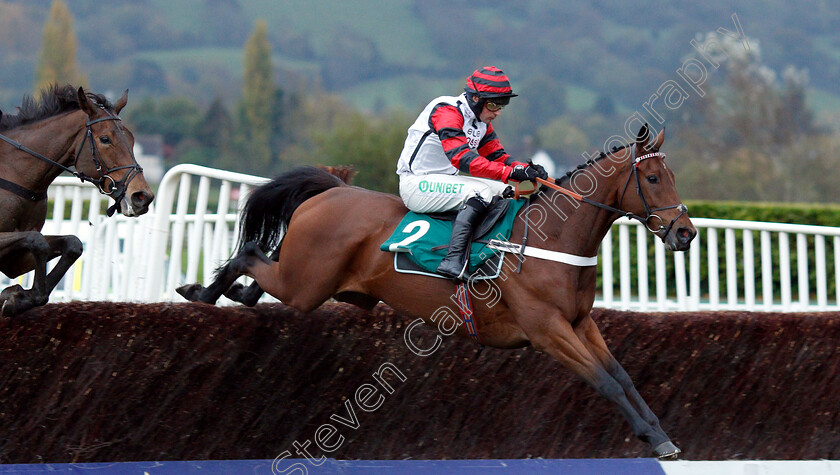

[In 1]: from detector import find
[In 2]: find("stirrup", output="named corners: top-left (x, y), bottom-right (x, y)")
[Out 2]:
top-left (437, 256), bottom-right (469, 281)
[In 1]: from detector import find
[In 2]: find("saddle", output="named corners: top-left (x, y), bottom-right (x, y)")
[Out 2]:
top-left (380, 197), bottom-right (527, 279)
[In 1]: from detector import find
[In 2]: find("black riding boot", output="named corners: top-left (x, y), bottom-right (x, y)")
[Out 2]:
top-left (436, 197), bottom-right (488, 281)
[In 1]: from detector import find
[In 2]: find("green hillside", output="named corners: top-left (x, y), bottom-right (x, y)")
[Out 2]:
top-left (4, 0), bottom-right (840, 114)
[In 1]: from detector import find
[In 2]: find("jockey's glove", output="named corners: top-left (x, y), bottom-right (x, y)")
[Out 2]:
top-left (528, 161), bottom-right (549, 180)
top-left (509, 164), bottom-right (541, 182)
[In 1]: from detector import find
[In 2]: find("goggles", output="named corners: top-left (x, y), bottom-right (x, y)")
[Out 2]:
top-left (485, 101), bottom-right (505, 112)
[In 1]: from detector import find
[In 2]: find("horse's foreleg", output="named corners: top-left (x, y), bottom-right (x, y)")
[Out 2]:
top-left (578, 317), bottom-right (667, 428)
top-left (42, 235), bottom-right (83, 293)
top-left (177, 242), bottom-right (272, 305)
top-left (0, 231), bottom-right (53, 316)
top-left (521, 309), bottom-right (671, 456)
top-left (577, 316), bottom-right (679, 458)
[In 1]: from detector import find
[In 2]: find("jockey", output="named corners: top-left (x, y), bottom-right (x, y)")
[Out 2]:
top-left (396, 66), bottom-right (547, 280)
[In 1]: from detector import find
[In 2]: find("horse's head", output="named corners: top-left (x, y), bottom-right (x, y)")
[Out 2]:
top-left (618, 125), bottom-right (696, 251)
top-left (73, 87), bottom-right (154, 217)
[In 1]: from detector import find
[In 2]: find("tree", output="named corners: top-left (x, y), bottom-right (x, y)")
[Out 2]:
top-left (196, 96), bottom-right (236, 169)
top-left (34, 0), bottom-right (87, 92)
top-left (196, 96), bottom-right (234, 151)
top-left (124, 96), bottom-right (201, 147)
top-left (240, 19), bottom-right (274, 173)
top-left (315, 110), bottom-right (410, 194)
top-left (667, 32), bottom-right (825, 202)
top-left (535, 117), bottom-right (590, 166)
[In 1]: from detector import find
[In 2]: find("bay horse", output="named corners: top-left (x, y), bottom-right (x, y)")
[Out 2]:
top-left (0, 85), bottom-right (154, 316)
top-left (179, 125), bottom-right (696, 458)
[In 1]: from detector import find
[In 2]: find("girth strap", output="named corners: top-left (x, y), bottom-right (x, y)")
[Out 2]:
top-left (0, 176), bottom-right (47, 201)
top-left (486, 239), bottom-right (598, 267)
top-left (453, 283), bottom-right (481, 343)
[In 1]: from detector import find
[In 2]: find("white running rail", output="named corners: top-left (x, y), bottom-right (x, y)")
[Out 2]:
top-left (597, 217), bottom-right (840, 311)
top-left (4, 164), bottom-right (840, 312)
top-left (143, 164), bottom-right (267, 301)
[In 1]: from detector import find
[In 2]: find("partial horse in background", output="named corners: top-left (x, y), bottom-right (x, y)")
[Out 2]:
top-left (0, 85), bottom-right (154, 316)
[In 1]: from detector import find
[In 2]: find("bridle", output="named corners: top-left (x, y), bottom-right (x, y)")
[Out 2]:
top-left (77, 114), bottom-right (144, 216)
top-left (616, 145), bottom-right (688, 238)
top-left (526, 143), bottom-right (688, 238)
top-left (0, 108), bottom-right (144, 216)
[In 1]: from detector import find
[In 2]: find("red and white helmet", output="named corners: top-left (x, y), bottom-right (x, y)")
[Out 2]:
top-left (464, 66), bottom-right (518, 101)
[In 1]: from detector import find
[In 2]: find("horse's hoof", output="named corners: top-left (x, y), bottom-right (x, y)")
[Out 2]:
top-left (653, 440), bottom-right (681, 460)
top-left (1, 297), bottom-right (17, 317)
top-left (223, 282), bottom-right (246, 301)
top-left (0, 284), bottom-right (24, 299)
top-left (176, 283), bottom-right (204, 302)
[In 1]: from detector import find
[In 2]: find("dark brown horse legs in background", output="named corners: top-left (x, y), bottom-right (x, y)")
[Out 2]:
top-left (0, 234), bottom-right (82, 315)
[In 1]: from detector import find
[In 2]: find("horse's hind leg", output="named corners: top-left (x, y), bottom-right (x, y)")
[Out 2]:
top-left (222, 247), bottom-right (278, 306)
top-left (223, 280), bottom-right (264, 307)
top-left (177, 242), bottom-right (271, 304)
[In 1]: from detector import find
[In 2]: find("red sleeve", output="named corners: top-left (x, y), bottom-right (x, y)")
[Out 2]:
top-left (429, 105), bottom-right (514, 181)
top-left (478, 123), bottom-right (527, 169)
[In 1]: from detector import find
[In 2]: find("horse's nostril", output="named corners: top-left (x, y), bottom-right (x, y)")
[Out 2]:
top-left (677, 228), bottom-right (695, 242)
top-left (131, 191), bottom-right (153, 207)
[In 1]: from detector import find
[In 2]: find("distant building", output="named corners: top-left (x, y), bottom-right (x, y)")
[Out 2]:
top-left (134, 134), bottom-right (165, 184)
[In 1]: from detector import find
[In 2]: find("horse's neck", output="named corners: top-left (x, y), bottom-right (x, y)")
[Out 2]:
top-left (530, 162), bottom-right (630, 257)
top-left (1, 111), bottom-right (85, 191)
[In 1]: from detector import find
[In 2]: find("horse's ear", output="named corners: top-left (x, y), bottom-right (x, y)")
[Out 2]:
top-left (77, 86), bottom-right (95, 116)
top-left (114, 89), bottom-right (129, 114)
top-left (636, 123), bottom-right (651, 148)
top-left (651, 126), bottom-right (665, 150)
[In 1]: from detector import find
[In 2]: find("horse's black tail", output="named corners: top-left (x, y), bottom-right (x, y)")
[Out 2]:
top-left (236, 166), bottom-right (346, 255)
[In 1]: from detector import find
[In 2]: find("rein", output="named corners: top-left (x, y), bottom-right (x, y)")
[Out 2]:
top-left (0, 114), bottom-right (143, 215)
top-left (518, 144), bottom-right (688, 238)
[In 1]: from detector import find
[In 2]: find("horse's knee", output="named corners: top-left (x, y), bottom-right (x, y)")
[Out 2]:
top-left (21, 231), bottom-right (50, 256)
top-left (63, 235), bottom-right (83, 259)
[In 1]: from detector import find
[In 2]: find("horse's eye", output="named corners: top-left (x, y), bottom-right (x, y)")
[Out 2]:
top-left (99, 136), bottom-right (111, 145)
top-left (646, 175), bottom-right (659, 184)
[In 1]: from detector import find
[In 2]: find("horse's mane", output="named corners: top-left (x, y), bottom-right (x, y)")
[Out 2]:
top-left (554, 143), bottom-right (632, 186)
top-left (0, 84), bottom-right (113, 131)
